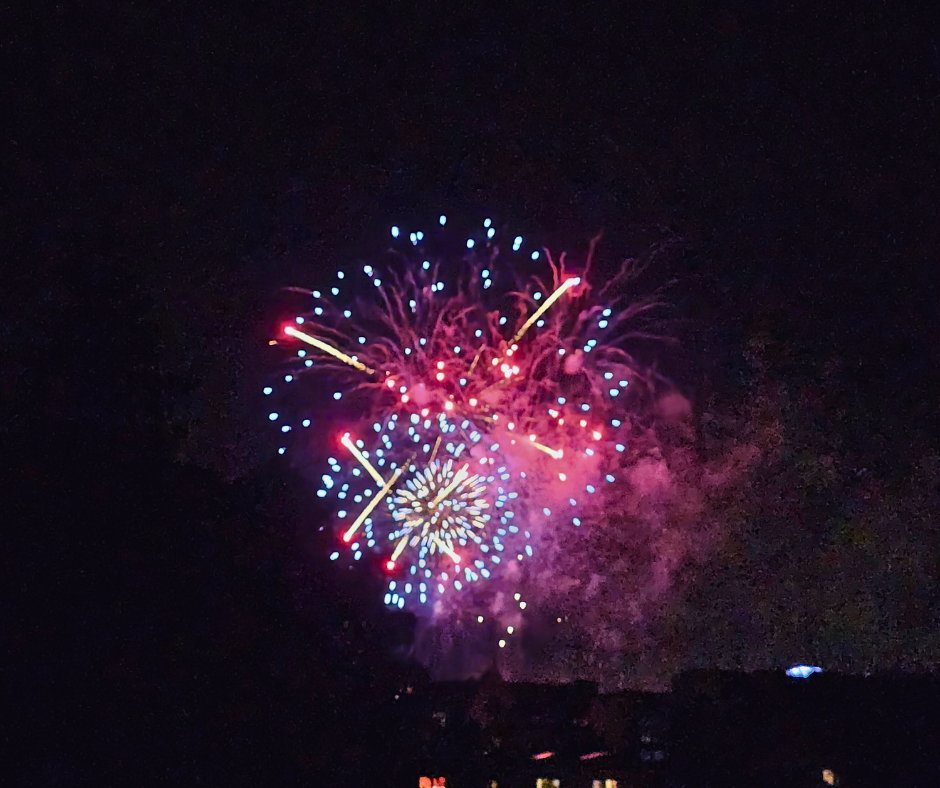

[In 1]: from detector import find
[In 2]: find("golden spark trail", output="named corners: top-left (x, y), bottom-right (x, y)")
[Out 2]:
top-left (431, 463), bottom-right (471, 508)
top-left (284, 325), bottom-right (375, 375)
top-left (431, 536), bottom-right (461, 563)
top-left (429, 435), bottom-right (442, 464)
top-left (530, 439), bottom-right (564, 460)
top-left (466, 344), bottom-right (486, 379)
top-left (390, 535), bottom-right (409, 562)
top-left (511, 277), bottom-right (581, 344)
top-left (341, 433), bottom-right (386, 486)
top-left (343, 465), bottom-right (406, 542)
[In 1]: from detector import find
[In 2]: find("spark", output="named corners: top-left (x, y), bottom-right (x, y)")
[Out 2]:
top-left (529, 438), bottom-right (564, 460)
top-left (341, 433), bottom-right (386, 486)
top-left (343, 464), bottom-right (406, 542)
top-left (283, 325), bottom-right (375, 374)
top-left (511, 276), bottom-right (581, 344)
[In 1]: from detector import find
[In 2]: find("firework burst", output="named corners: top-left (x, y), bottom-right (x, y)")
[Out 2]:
top-left (266, 214), bottom-right (664, 637)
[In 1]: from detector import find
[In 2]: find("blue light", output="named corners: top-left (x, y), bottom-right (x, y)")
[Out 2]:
top-left (587, 485), bottom-right (596, 493)
top-left (611, 419), bottom-right (622, 427)
top-left (487, 228), bottom-right (495, 238)
top-left (620, 380), bottom-right (629, 387)
top-left (484, 218), bottom-right (492, 228)
top-left (531, 251), bottom-right (539, 260)
top-left (297, 350), bottom-right (306, 357)
top-left (581, 403), bottom-right (590, 411)
top-left (358, 336), bottom-right (366, 344)
top-left (573, 517), bottom-right (581, 526)
top-left (615, 443), bottom-right (625, 452)
top-left (281, 425), bottom-right (290, 433)
top-left (391, 226), bottom-right (400, 237)
top-left (268, 412), bottom-right (279, 421)
top-left (482, 269), bottom-right (490, 278)
top-left (316, 489), bottom-right (326, 497)
top-left (416, 231), bottom-right (424, 241)
top-left (467, 239), bottom-right (475, 249)
top-left (610, 389), bottom-right (618, 396)
top-left (374, 279), bottom-right (382, 287)
top-left (314, 307), bottom-right (323, 316)
top-left (598, 319), bottom-right (608, 328)
top-left (331, 287), bottom-right (339, 296)
top-left (533, 292), bottom-right (542, 301)
top-left (305, 360), bottom-right (313, 367)
top-left (513, 236), bottom-right (522, 250)
top-left (606, 474), bottom-right (615, 483)
top-left (557, 397), bottom-right (566, 405)
top-left (786, 665), bottom-right (823, 679)
top-left (284, 375), bottom-right (293, 382)
top-left (330, 551), bottom-right (339, 560)
top-left (337, 271), bottom-right (344, 279)
top-left (313, 290), bottom-right (321, 298)
top-left (295, 316), bottom-right (304, 324)
top-left (439, 215), bottom-right (446, 225)
top-left (603, 308), bottom-right (611, 317)
top-left (333, 392), bottom-right (342, 400)
top-left (542, 507), bottom-right (551, 516)
top-left (499, 316), bottom-right (507, 325)
top-left (263, 386), bottom-right (273, 395)
top-left (303, 419), bottom-right (311, 427)
top-left (278, 447), bottom-right (286, 455)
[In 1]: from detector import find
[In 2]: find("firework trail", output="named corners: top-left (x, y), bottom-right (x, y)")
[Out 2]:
top-left (265, 215), bottom-right (666, 648)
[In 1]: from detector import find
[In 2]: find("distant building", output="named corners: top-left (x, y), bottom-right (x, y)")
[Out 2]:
top-left (393, 669), bottom-right (940, 787)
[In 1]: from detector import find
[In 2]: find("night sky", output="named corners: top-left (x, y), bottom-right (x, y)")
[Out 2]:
top-left (6, 0), bottom-right (940, 782)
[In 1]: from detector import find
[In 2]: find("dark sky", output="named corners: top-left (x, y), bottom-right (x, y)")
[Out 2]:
top-left (6, 0), bottom-right (940, 781)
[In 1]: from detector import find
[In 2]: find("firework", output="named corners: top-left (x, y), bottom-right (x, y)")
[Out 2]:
top-left (266, 215), bottom-right (662, 633)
